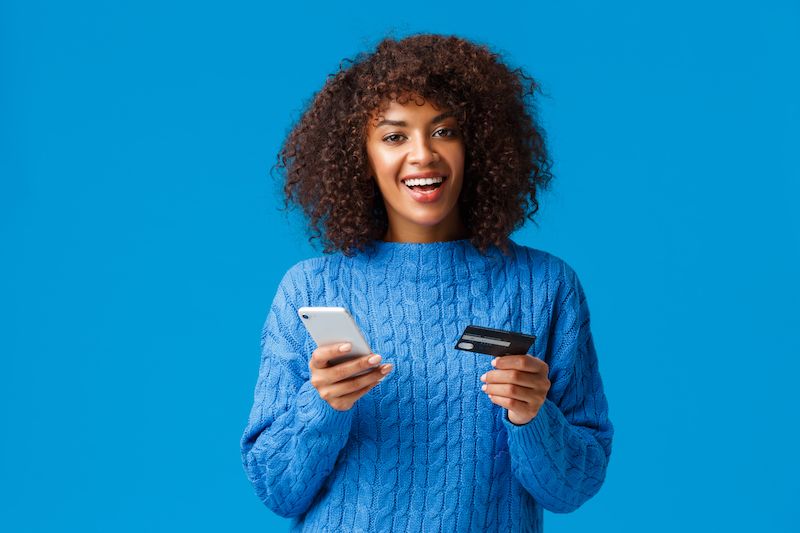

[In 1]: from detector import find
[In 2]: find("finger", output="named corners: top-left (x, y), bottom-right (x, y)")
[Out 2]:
top-left (492, 354), bottom-right (548, 375)
top-left (486, 393), bottom-right (530, 413)
top-left (310, 353), bottom-right (383, 390)
top-left (320, 353), bottom-right (384, 384)
top-left (310, 342), bottom-right (358, 369)
top-left (481, 382), bottom-right (537, 404)
top-left (481, 368), bottom-right (540, 388)
top-left (324, 364), bottom-right (393, 399)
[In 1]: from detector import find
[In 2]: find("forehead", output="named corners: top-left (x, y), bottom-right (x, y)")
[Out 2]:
top-left (367, 96), bottom-right (455, 131)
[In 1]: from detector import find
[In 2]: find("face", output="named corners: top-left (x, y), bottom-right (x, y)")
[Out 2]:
top-left (365, 94), bottom-right (467, 242)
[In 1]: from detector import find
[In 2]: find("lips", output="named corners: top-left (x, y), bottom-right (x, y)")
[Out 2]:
top-left (402, 175), bottom-right (448, 204)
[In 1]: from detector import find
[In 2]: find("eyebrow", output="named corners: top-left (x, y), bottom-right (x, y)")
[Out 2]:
top-left (375, 111), bottom-right (456, 128)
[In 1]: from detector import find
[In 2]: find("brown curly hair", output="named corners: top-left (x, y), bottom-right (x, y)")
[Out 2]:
top-left (272, 32), bottom-right (554, 257)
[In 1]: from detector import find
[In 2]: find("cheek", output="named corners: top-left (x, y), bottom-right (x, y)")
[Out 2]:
top-left (371, 175), bottom-right (386, 194)
top-left (374, 151), bottom-right (401, 171)
top-left (371, 173), bottom-right (398, 198)
top-left (367, 144), bottom-right (397, 173)
top-left (371, 158), bottom-right (404, 188)
top-left (435, 142), bottom-right (465, 174)
top-left (450, 144), bottom-right (466, 171)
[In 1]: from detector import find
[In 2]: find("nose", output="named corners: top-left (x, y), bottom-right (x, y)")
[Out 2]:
top-left (407, 135), bottom-right (439, 166)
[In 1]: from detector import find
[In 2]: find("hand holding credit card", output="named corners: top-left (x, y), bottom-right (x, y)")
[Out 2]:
top-left (454, 325), bottom-right (536, 357)
top-left (456, 324), bottom-right (548, 426)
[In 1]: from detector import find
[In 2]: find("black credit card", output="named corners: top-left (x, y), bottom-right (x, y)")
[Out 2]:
top-left (454, 325), bottom-right (536, 357)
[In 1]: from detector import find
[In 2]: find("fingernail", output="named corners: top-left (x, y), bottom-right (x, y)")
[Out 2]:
top-left (368, 354), bottom-right (382, 365)
top-left (491, 358), bottom-right (497, 367)
top-left (381, 364), bottom-right (392, 374)
top-left (480, 373), bottom-right (487, 382)
top-left (481, 384), bottom-right (487, 391)
top-left (339, 343), bottom-right (352, 352)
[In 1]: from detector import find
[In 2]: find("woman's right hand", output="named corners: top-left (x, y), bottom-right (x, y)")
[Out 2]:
top-left (309, 342), bottom-right (393, 411)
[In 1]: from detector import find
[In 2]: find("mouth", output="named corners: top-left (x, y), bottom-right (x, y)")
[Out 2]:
top-left (400, 175), bottom-right (448, 192)
top-left (400, 175), bottom-right (448, 203)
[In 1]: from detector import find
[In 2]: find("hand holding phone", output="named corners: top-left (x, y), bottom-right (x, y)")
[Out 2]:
top-left (299, 306), bottom-right (393, 412)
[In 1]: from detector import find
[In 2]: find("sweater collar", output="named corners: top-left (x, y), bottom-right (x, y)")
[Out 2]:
top-left (351, 238), bottom-right (510, 283)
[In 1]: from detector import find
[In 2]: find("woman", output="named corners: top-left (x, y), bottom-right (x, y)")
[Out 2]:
top-left (241, 33), bottom-right (613, 532)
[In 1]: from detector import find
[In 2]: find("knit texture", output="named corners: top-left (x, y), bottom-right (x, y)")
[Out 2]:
top-left (241, 238), bottom-right (613, 532)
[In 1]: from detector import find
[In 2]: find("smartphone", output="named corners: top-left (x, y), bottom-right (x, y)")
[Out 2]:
top-left (297, 306), bottom-right (375, 377)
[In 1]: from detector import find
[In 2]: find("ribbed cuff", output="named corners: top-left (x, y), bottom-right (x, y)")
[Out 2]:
top-left (501, 398), bottom-right (561, 451)
top-left (295, 380), bottom-right (354, 435)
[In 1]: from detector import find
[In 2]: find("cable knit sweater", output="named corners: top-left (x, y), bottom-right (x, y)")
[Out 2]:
top-left (240, 238), bottom-right (613, 532)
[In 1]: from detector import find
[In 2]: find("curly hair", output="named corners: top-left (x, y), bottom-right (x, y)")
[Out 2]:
top-left (272, 33), bottom-right (554, 257)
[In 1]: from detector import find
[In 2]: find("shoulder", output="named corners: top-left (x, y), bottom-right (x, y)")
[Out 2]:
top-left (283, 252), bottom-right (340, 280)
top-left (506, 239), bottom-right (583, 301)
top-left (281, 256), bottom-right (326, 284)
top-left (276, 254), bottom-right (342, 299)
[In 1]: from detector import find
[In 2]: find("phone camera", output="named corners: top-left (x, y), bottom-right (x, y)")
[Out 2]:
top-left (301, 314), bottom-right (309, 319)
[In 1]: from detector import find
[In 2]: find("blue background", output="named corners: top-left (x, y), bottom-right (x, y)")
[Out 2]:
top-left (2, 1), bottom-right (798, 531)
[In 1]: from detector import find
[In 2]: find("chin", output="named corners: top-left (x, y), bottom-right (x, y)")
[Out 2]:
top-left (404, 211), bottom-right (448, 225)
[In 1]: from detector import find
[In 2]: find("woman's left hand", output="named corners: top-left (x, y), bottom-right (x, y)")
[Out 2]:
top-left (480, 354), bottom-right (551, 426)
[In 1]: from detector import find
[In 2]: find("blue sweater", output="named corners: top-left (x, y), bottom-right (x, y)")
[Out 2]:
top-left (241, 238), bottom-right (613, 532)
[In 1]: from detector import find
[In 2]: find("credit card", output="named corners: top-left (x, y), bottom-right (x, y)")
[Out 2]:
top-left (454, 325), bottom-right (536, 357)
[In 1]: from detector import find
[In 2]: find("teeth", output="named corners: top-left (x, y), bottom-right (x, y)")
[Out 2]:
top-left (403, 176), bottom-right (445, 186)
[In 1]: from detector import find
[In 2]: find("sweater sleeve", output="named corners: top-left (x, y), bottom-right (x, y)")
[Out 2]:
top-left (501, 260), bottom-right (614, 513)
top-left (240, 265), bottom-right (354, 518)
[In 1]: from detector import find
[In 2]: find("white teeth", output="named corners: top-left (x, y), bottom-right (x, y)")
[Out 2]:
top-left (403, 176), bottom-right (445, 186)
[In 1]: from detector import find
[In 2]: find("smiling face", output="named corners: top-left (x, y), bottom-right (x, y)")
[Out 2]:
top-left (365, 94), bottom-right (468, 243)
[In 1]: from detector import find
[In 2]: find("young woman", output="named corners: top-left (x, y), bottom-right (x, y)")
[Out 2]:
top-left (241, 33), bottom-right (613, 532)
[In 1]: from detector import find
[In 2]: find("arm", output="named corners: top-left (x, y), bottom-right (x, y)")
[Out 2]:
top-left (501, 262), bottom-right (614, 513)
top-left (240, 266), bottom-right (353, 518)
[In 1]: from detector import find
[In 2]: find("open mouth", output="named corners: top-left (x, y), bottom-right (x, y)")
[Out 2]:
top-left (401, 175), bottom-right (448, 192)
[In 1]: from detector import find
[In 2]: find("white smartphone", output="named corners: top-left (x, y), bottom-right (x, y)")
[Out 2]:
top-left (297, 306), bottom-right (374, 376)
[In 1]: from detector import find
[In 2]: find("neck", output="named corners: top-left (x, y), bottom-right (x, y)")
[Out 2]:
top-left (382, 216), bottom-right (469, 244)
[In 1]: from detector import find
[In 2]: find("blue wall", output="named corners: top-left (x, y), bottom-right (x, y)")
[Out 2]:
top-left (2, 1), bottom-right (798, 531)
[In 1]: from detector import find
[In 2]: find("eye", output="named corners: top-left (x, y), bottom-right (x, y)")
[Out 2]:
top-left (434, 128), bottom-right (458, 138)
top-left (382, 133), bottom-right (406, 144)
top-left (381, 128), bottom-right (458, 144)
